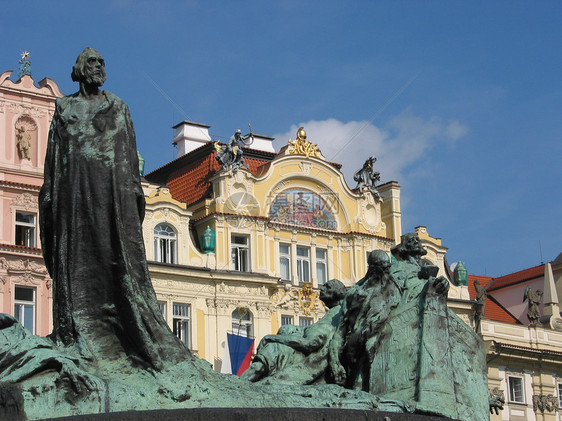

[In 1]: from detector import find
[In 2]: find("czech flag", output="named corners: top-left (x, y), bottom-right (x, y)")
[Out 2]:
top-left (221, 332), bottom-right (254, 376)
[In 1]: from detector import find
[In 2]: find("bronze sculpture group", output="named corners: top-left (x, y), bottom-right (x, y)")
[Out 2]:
top-left (0, 49), bottom-right (490, 421)
top-left (242, 233), bottom-right (489, 420)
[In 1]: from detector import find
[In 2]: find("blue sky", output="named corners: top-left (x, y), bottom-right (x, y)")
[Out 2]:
top-left (2, 1), bottom-right (561, 277)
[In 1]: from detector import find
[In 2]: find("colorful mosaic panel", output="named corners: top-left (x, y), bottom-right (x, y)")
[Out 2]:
top-left (269, 189), bottom-right (336, 230)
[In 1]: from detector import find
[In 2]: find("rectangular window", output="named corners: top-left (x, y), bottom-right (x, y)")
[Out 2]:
top-left (281, 315), bottom-right (294, 326)
top-left (231, 235), bottom-right (250, 272)
top-left (157, 301), bottom-right (167, 319)
top-left (173, 303), bottom-right (191, 348)
top-left (558, 382), bottom-right (562, 408)
top-left (14, 286), bottom-right (35, 333)
top-left (279, 243), bottom-right (291, 281)
top-left (296, 246), bottom-right (310, 284)
top-left (316, 249), bottom-right (327, 285)
top-left (508, 376), bottom-right (525, 403)
top-left (299, 317), bottom-right (313, 327)
top-left (15, 212), bottom-right (36, 247)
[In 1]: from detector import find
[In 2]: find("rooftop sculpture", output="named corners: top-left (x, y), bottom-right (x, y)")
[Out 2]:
top-left (0, 49), bottom-right (490, 421)
top-left (354, 156), bottom-right (381, 199)
top-left (524, 286), bottom-right (543, 326)
top-left (215, 126), bottom-right (254, 172)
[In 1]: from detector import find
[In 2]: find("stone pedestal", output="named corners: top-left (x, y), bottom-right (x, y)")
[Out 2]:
top-left (47, 408), bottom-right (458, 421)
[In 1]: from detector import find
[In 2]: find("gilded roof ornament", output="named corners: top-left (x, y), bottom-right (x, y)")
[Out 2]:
top-left (287, 127), bottom-right (320, 158)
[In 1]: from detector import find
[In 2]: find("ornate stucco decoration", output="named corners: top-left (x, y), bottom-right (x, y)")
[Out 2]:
top-left (299, 161), bottom-right (312, 175)
top-left (11, 193), bottom-right (39, 210)
top-left (9, 103), bottom-right (45, 118)
top-left (1, 257), bottom-right (49, 290)
top-left (533, 394), bottom-right (558, 413)
top-left (297, 282), bottom-right (318, 315)
top-left (3, 258), bottom-right (47, 275)
top-left (271, 282), bottom-right (321, 316)
top-left (255, 301), bottom-right (272, 318)
top-left (356, 193), bottom-right (385, 234)
top-left (287, 127), bottom-right (320, 158)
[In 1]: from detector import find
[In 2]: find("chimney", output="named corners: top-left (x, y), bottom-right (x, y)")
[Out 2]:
top-left (249, 133), bottom-right (275, 153)
top-left (172, 121), bottom-right (211, 157)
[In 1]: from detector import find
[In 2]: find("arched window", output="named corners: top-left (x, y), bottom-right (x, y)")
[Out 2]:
top-left (154, 224), bottom-right (177, 264)
top-left (232, 308), bottom-right (253, 338)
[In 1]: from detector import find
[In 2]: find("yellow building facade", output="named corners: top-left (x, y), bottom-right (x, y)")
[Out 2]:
top-left (143, 122), bottom-right (405, 370)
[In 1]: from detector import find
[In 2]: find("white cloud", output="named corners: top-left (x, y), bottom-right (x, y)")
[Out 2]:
top-left (445, 119), bottom-right (468, 140)
top-left (272, 110), bottom-right (468, 187)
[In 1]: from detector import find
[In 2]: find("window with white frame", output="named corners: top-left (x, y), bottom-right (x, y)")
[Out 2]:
top-left (296, 246), bottom-right (310, 284)
top-left (154, 224), bottom-right (177, 264)
top-left (14, 286), bottom-right (35, 333)
top-left (279, 243), bottom-right (291, 281)
top-left (316, 248), bottom-right (327, 285)
top-left (231, 235), bottom-right (250, 272)
top-left (172, 303), bottom-right (191, 348)
top-left (15, 212), bottom-right (36, 247)
top-left (508, 375), bottom-right (525, 403)
top-left (232, 308), bottom-right (253, 338)
top-left (299, 317), bottom-right (313, 327)
top-left (157, 301), bottom-right (166, 319)
top-left (281, 315), bottom-right (294, 326)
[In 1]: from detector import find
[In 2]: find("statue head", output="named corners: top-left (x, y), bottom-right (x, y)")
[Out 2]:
top-left (71, 47), bottom-right (106, 86)
top-left (391, 233), bottom-right (427, 262)
top-left (367, 250), bottom-right (391, 274)
top-left (320, 279), bottom-right (346, 308)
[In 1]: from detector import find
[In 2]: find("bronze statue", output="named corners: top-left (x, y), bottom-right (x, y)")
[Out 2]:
top-left (39, 47), bottom-right (188, 370)
top-left (241, 279), bottom-right (346, 385)
top-left (215, 127), bottom-right (253, 172)
top-left (329, 250), bottom-right (401, 391)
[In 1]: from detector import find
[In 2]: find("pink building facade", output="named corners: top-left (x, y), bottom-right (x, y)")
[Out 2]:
top-left (0, 70), bottom-right (63, 336)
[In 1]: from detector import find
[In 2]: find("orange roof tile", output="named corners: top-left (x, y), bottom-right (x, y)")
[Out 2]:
top-left (166, 153), bottom-right (218, 204)
top-left (487, 264), bottom-right (544, 292)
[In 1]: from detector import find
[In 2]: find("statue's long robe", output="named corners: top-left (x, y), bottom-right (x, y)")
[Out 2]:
top-left (39, 91), bottom-right (187, 369)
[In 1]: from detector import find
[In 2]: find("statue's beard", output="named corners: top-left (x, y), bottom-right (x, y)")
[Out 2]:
top-left (84, 69), bottom-right (106, 87)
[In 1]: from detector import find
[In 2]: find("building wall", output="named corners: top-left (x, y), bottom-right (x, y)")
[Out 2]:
top-left (483, 319), bottom-right (562, 420)
top-left (0, 71), bottom-right (62, 336)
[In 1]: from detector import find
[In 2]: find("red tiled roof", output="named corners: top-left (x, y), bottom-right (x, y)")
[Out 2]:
top-left (467, 275), bottom-right (493, 298)
top-left (166, 153), bottom-right (218, 204)
top-left (488, 264), bottom-right (544, 292)
top-left (485, 296), bottom-right (521, 324)
top-left (145, 141), bottom-right (347, 206)
top-left (468, 275), bottom-right (520, 324)
top-left (146, 142), bottom-right (272, 205)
